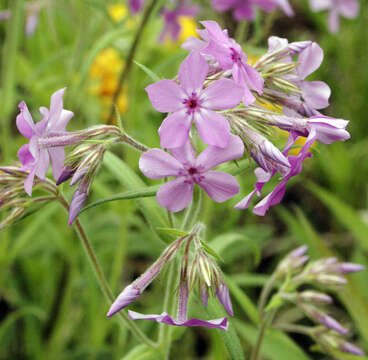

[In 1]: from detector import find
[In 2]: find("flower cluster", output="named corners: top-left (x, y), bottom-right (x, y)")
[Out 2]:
top-left (107, 225), bottom-right (232, 331)
top-left (211, 0), bottom-right (294, 21)
top-left (266, 246), bottom-right (365, 356)
top-left (141, 21), bottom-right (350, 215)
top-left (309, 0), bottom-right (359, 33)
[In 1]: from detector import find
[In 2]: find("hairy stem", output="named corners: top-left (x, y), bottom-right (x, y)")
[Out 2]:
top-left (58, 195), bottom-right (157, 348)
top-left (107, 0), bottom-right (157, 124)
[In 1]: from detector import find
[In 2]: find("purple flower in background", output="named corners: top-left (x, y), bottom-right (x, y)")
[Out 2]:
top-left (139, 135), bottom-right (244, 212)
top-left (199, 21), bottom-right (264, 105)
top-left (0, 10), bottom-right (11, 21)
top-left (309, 0), bottom-right (359, 33)
top-left (159, 0), bottom-right (199, 42)
top-left (211, 0), bottom-right (294, 21)
top-left (16, 88), bottom-right (74, 195)
top-left (129, 0), bottom-right (145, 13)
top-left (146, 51), bottom-right (243, 148)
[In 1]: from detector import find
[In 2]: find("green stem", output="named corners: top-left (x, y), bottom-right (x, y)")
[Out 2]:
top-left (106, 0), bottom-right (158, 124)
top-left (58, 195), bottom-right (157, 348)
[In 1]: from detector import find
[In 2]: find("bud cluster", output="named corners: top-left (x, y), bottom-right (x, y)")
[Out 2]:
top-left (266, 246), bottom-right (365, 357)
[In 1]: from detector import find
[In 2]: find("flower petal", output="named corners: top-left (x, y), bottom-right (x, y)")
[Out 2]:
top-left (128, 310), bottom-right (228, 331)
top-left (48, 147), bottom-right (66, 180)
top-left (199, 171), bottom-right (239, 202)
top-left (157, 177), bottom-right (194, 212)
top-left (139, 149), bottom-right (183, 179)
top-left (196, 134), bottom-right (244, 171)
top-left (107, 285), bottom-right (141, 317)
top-left (194, 109), bottom-right (230, 148)
top-left (297, 43), bottom-right (324, 79)
top-left (68, 188), bottom-right (87, 225)
top-left (201, 79), bottom-right (243, 110)
top-left (178, 52), bottom-right (208, 95)
top-left (35, 149), bottom-right (50, 180)
top-left (47, 88), bottom-right (66, 130)
top-left (234, 190), bottom-right (257, 210)
top-left (24, 167), bottom-right (37, 196)
top-left (158, 111), bottom-right (192, 149)
top-left (299, 80), bottom-right (330, 110)
top-left (253, 181), bottom-right (287, 216)
top-left (16, 101), bottom-right (35, 139)
top-left (17, 144), bottom-right (34, 168)
top-left (169, 140), bottom-right (196, 166)
top-left (146, 80), bottom-right (185, 113)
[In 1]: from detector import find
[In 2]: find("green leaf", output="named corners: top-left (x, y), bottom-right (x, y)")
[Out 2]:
top-left (210, 232), bottom-right (261, 266)
top-left (234, 321), bottom-right (310, 360)
top-left (308, 182), bottom-right (368, 251)
top-left (206, 301), bottom-right (245, 360)
top-left (134, 60), bottom-right (161, 82)
top-left (80, 186), bottom-right (159, 213)
top-left (200, 239), bottom-right (224, 263)
top-left (120, 344), bottom-right (161, 360)
top-left (156, 227), bottom-right (189, 237)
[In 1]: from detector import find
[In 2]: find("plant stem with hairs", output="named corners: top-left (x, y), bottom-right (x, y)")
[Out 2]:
top-left (58, 194), bottom-right (158, 348)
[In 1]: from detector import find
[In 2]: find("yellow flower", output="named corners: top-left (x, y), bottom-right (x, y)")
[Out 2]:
top-left (178, 16), bottom-right (197, 43)
top-left (89, 48), bottom-right (123, 79)
top-left (108, 3), bottom-right (128, 22)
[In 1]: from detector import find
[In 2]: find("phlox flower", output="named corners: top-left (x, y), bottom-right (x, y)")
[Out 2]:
top-left (309, 0), bottom-right (359, 33)
top-left (129, 0), bottom-right (144, 13)
top-left (159, 0), bottom-right (199, 43)
top-left (211, 0), bottom-right (294, 21)
top-left (16, 88), bottom-right (73, 195)
top-left (265, 37), bottom-right (331, 117)
top-left (185, 21), bottom-right (264, 106)
top-left (146, 51), bottom-right (243, 148)
top-left (139, 134), bottom-right (244, 212)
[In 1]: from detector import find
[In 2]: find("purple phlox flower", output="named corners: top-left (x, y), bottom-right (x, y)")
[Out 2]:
top-left (25, 1), bottom-right (43, 36)
top-left (159, 0), bottom-right (199, 43)
top-left (107, 235), bottom-right (185, 317)
top-left (129, 0), bottom-right (145, 13)
top-left (199, 20), bottom-right (264, 106)
top-left (0, 10), bottom-right (11, 21)
top-left (317, 312), bottom-right (349, 335)
top-left (340, 341), bottom-right (366, 356)
top-left (309, 0), bottom-right (359, 33)
top-left (16, 88), bottom-right (74, 196)
top-left (216, 282), bottom-right (234, 316)
top-left (235, 130), bottom-right (314, 215)
top-left (139, 134), bottom-right (244, 212)
top-left (146, 51), bottom-right (243, 148)
top-left (244, 127), bottom-right (291, 174)
top-left (211, 0), bottom-right (293, 21)
top-left (128, 282), bottom-right (228, 331)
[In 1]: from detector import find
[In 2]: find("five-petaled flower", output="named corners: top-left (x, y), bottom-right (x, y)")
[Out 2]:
top-left (146, 51), bottom-right (244, 149)
top-left (139, 134), bottom-right (244, 212)
top-left (16, 88), bottom-right (74, 195)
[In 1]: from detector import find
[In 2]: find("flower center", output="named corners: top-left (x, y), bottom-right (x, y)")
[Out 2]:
top-left (183, 92), bottom-right (200, 114)
top-left (188, 167), bottom-right (197, 175)
top-left (230, 48), bottom-right (242, 63)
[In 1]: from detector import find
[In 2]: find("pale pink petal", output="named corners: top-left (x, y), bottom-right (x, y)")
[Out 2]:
top-left (48, 147), bottom-right (66, 180)
top-left (299, 81), bottom-right (330, 110)
top-left (17, 144), bottom-right (34, 168)
top-left (253, 182), bottom-right (287, 216)
top-left (298, 43), bottom-right (324, 79)
top-left (146, 80), bottom-right (185, 113)
top-left (234, 190), bottom-right (257, 210)
top-left (340, 0), bottom-right (359, 18)
top-left (158, 111), bottom-right (192, 148)
top-left (178, 52), bottom-right (209, 95)
top-left (194, 109), bottom-right (230, 148)
top-left (169, 140), bottom-right (196, 166)
top-left (47, 88), bottom-right (66, 130)
top-left (201, 79), bottom-right (243, 110)
top-left (157, 178), bottom-right (194, 212)
top-left (139, 149), bottom-right (183, 179)
top-left (128, 310), bottom-right (228, 331)
top-left (196, 134), bottom-right (244, 171)
top-left (53, 110), bottom-right (74, 132)
top-left (16, 101), bottom-right (35, 139)
top-left (309, 0), bottom-right (332, 11)
top-left (199, 171), bottom-right (239, 202)
top-left (24, 167), bottom-right (37, 196)
top-left (34, 149), bottom-right (50, 180)
top-left (328, 9), bottom-right (340, 33)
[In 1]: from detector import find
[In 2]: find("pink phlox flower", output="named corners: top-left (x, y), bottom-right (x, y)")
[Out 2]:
top-left (146, 51), bottom-right (243, 148)
top-left (309, 0), bottom-right (359, 33)
top-left (16, 88), bottom-right (73, 196)
top-left (139, 134), bottom-right (244, 212)
top-left (198, 21), bottom-right (264, 106)
top-left (235, 130), bottom-right (314, 215)
top-left (211, 0), bottom-right (293, 21)
top-left (129, 0), bottom-right (145, 13)
top-left (266, 37), bottom-right (331, 117)
top-left (159, 0), bottom-right (199, 43)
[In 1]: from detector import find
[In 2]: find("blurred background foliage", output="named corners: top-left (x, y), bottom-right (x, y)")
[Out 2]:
top-left (0, 0), bottom-right (367, 359)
